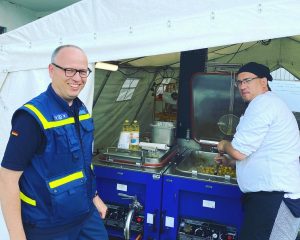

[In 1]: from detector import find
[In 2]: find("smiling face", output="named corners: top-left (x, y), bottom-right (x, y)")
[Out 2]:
top-left (49, 46), bottom-right (89, 106)
top-left (236, 72), bottom-right (269, 102)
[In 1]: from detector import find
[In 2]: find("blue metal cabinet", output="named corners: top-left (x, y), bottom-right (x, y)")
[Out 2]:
top-left (160, 174), bottom-right (243, 239)
top-left (94, 164), bottom-right (164, 240)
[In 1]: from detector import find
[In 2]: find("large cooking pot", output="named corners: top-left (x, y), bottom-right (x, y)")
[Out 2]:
top-left (151, 121), bottom-right (175, 146)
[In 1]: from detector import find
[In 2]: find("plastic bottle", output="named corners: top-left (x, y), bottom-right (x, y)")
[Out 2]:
top-left (123, 119), bottom-right (131, 132)
top-left (129, 120), bottom-right (140, 151)
top-left (117, 119), bottom-right (131, 149)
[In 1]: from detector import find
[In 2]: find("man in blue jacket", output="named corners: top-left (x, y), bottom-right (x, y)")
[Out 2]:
top-left (0, 45), bottom-right (108, 240)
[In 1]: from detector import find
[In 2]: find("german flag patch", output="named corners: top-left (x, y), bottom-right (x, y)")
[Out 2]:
top-left (11, 130), bottom-right (19, 137)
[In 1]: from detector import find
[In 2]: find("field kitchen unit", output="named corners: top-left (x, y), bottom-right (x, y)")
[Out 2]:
top-left (93, 70), bottom-right (246, 239)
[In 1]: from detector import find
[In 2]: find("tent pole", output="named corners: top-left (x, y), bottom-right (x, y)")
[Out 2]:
top-left (132, 70), bottom-right (159, 122)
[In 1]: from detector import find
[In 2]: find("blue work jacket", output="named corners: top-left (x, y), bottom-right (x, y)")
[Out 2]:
top-left (17, 86), bottom-right (96, 228)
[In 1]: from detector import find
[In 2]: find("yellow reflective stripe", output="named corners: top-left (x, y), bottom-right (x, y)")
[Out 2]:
top-left (91, 163), bottom-right (94, 170)
top-left (79, 114), bottom-right (91, 121)
top-left (24, 104), bottom-right (90, 129)
top-left (24, 104), bottom-right (50, 129)
top-left (49, 171), bottom-right (84, 189)
top-left (20, 192), bottom-right (36, 206)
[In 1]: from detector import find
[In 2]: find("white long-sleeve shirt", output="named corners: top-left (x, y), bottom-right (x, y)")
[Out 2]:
top-left (232, 91), bottom-right (300, 194)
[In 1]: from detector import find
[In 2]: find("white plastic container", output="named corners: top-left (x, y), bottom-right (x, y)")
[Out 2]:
top-left (117, 131), bottom-right (131, 149)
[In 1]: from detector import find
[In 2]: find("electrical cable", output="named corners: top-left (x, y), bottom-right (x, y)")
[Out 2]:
top-left (164, 42), bottom-right (260, 67)
top-left (209, 44), bottom-right (239, 55)
top-left (226, 43), bottom-right (243, 63)
top-left (209, 42), bottom-right (259, 62)
top-left (117, 68), bottom-right (142, 77)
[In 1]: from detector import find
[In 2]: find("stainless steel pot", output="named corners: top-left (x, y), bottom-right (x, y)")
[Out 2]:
top-left (151, 121), bottom-right (175, 146)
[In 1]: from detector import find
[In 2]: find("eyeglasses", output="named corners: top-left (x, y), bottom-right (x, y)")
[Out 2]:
top-left (234, 77), bottom-right (259, 87)
top-left (52, 63), bottom-right (91, 78)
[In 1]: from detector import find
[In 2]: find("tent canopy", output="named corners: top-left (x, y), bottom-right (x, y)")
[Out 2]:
top-left (1, 0), bottom-right (300, 72)
top-left (125, 36), bottom-right (300, 80)
top-left (1, 0), bottom-right (300, 156)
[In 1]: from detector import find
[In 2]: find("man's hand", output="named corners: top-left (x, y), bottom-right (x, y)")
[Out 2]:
top-left (93, 195), bottom-right (107, 219)
top-left (217, 140), bottom-right (228, 153)
top-left (217, 140), bottom-right (246, 161)
top-left (0, 167), bottom-right (26, 240)
top-left (214, 153), bottom-right (231, 166)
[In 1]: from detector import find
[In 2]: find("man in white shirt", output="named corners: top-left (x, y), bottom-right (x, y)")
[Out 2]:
top-left (216, 62), bottom-right (300, 240)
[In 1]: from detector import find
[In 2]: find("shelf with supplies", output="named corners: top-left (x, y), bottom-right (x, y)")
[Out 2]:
top-left (153, 82), bottom-right (178, 122)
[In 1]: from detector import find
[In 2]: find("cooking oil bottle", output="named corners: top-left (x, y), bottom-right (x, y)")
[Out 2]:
top-left (129, 120), bottom-right (140, 151)
top-left (117, 119), bottom-right (131, 149)
top-left (123, 119), bottom-right (131, 132)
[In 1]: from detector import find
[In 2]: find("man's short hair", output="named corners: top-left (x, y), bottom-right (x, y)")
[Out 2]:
top-left (51, 44), bottom-right (84, 63)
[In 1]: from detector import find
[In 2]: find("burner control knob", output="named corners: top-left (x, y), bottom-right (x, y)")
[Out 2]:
top-left (109, 211), bottom-right (118, 219)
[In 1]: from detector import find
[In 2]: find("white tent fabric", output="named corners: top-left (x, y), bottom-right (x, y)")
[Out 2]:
top-left (1, 0), bottom-right (300, 238)
top-left (1, 0), bottom-right (300, 72)
top-left (0, 72), bottom-right (8, 89)
top-left (0, 69), bottom-right (50, 157)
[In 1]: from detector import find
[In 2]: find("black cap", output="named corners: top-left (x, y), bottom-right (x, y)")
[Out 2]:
top-left (237, 62), bottom-right (273, 81)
